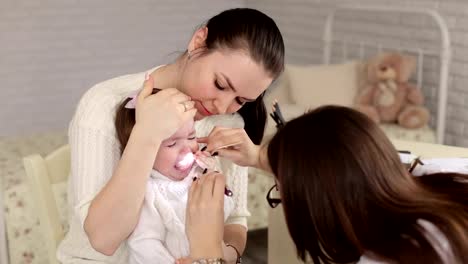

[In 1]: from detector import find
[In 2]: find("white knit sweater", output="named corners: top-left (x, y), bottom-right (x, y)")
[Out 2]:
top-left (127, 169), bottom-right (234, 264)
top-left (57, 66), bottom-right (249, 263)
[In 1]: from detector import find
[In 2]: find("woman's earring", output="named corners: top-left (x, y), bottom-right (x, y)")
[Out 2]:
top-left (187, 50), bottom-right (192, 59)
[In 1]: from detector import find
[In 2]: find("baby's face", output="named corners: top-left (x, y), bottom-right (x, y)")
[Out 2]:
top-left (153, 120), bottom-right (198, 181)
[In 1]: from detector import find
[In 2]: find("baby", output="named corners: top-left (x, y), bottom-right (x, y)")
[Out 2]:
top-left (115, 89), bottom-right (235, 263)
top-left (126, 118), bottom-right (234, 263)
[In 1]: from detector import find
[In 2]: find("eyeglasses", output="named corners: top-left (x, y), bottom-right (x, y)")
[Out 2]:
top-left (266, 184), bottom-right (282, 208)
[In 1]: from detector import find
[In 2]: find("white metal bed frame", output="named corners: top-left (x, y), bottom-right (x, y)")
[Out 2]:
top-left (323, 5), bottom-right (452, 144)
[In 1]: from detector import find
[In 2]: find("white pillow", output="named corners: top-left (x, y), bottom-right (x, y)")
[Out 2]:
top-left (287, 61), bottom-right (361, 109)
top-left (264, 71), bottom-right (294, 109)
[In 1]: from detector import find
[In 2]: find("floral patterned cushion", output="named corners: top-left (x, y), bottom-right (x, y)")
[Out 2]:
top-left (247, 168), bottom-right (275, 230)
top-left (4, 182), bottom-right (68, 264)
top-left (380, 123), bottom-right (437, 143)
top-left (0, 130), bottom-right (67, 264)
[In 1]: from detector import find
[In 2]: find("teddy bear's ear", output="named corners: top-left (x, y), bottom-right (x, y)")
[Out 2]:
top-left (356, 61), bottom-right (369, 93)
top-left (398, 54), bottom-right (417, 83)
top-left (365, 54), bottom-right (384, 83)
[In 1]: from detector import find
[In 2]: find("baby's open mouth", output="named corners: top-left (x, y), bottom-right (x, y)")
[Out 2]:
top-left (174, 152), bottom-right (195, 171)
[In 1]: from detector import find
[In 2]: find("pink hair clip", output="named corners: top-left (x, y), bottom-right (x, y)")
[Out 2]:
top-left (124, 89), bottom-right (141, 109)
top-left (125, 73), bottom-right (151, 109)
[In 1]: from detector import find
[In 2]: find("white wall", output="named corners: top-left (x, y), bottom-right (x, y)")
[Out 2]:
top-left (247, 0), bottom-right (468, 147)
top-left (0, 0), bottom-right (244, 137)
top-left (4, 0), bottom-right (468, 146)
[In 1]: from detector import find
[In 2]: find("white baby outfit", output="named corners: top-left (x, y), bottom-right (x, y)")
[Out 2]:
top-left (127, 168), bottom-right (234, 264)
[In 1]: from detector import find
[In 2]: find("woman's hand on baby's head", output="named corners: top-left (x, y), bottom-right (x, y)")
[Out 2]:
top-left (133, 75), bottom-right (197, 146)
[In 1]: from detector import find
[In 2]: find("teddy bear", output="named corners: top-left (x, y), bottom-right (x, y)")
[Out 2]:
top-left (354, 52), bottom-right (430, 129)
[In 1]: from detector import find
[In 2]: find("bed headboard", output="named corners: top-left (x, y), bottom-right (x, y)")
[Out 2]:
top-left (323, 5), bottom-right (452, 144)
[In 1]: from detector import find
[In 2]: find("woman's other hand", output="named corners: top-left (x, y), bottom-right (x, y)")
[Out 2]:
top-left (186, 171), bottom-right (225, 259)
top-left (134, 74), bottom-right (197, 145)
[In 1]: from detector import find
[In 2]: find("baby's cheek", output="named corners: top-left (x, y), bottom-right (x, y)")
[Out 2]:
top-left (155, 149), bottom-right (178, 170)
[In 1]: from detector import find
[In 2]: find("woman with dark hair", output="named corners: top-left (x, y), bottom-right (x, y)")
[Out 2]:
top-left (189, 105), bottom-right (468, 264)
top-left (57, 8), bottom-right (285, 263)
